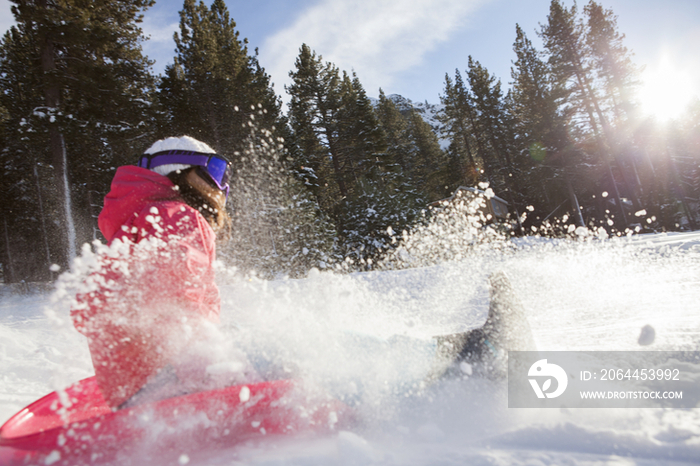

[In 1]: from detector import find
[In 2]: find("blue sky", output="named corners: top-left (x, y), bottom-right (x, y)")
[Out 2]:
top-left (1, 0), bottom-right (699, 120)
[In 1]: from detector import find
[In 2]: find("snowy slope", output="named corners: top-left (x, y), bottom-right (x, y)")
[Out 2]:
top-left (2, 232), bottom-right (700, 465)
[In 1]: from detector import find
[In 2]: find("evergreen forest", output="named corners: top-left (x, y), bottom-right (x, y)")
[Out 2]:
top-left (1, 0), bottom-right (699, 282)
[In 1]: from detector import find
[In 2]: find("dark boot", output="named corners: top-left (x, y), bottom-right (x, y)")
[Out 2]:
top-left (430, 271), bottom-right (537, 380)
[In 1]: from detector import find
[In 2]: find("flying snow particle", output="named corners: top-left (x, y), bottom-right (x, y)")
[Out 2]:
top-left (329, 411), bottom-right (338, 428)
top-left (44, 450), bottom-right (61, 465)
top-left (178, 454), bottom-right (190, 465)
top-left (239, 386), bottom-right (251, 403)
top-left (459, 361), bottom-right (473, 375)
top-left (638, 325), bottom-right (655, 346)
top-left (635, 209), bottom-right (647, 217)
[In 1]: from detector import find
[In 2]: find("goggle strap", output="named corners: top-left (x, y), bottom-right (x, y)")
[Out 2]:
top-left (140, 151), bottom-right (212, 170)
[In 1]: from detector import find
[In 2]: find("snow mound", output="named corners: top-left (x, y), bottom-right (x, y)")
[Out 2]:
top-left (144, 136), bottom-right (216, 154)
top-left (3, 232), bottom-right (700, 465)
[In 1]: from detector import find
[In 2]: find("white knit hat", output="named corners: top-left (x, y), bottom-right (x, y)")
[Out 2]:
top-left (143, 136), bottom-right (217, 176)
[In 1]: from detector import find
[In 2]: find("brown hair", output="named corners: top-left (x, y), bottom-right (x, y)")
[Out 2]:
top-left (167, 168), bottom-right (232, 241)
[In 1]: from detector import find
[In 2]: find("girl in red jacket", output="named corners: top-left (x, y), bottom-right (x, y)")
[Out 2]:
top-left (71, 136), bottom-right (233, 409)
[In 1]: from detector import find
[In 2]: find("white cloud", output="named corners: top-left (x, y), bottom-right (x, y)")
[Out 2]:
top-left (139, 10), bottom-right (180, 72)
top-left (141, 15), bottom-right (179, 46)
top-left (261, 0), bottom-right (487, 100)
top-left (0, 0), bottom-right (16, 36)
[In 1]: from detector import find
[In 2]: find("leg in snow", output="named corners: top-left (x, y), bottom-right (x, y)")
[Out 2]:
top-left (428, 271), bottom-right (537, 380)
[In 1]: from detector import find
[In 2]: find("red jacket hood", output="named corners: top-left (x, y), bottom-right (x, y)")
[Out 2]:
top-left (98, 166), bottom-right (181, 242)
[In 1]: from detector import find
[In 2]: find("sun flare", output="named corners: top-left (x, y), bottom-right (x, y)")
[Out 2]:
top-left (637, 54), bottom-right (699, 122)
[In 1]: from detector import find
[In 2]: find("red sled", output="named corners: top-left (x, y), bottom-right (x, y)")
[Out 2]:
top-left (0, 376), bottom-right (351, 465)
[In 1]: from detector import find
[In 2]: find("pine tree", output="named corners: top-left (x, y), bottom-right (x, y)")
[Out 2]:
top-left (439, 70), bottom-right (481, 188)
top-left (584, 1), bottom-right (640, 125)
top-left (287, 46), bottom-right (389, 215)
top-left (375, 90), bottom-right (446, 200)
top-left (335, 71), bottom-right (387, 189)
top-left (158, 17), bottom-right (335, 277)
top-left (157, 0), bottom-right (283, 159)
top-left (0, 26), bottom-right (46, 281)
top-left (540, 0), bottom-right (599, 134)
top-left (338, 90), bottom-right (434, 266)
top-left (1, 0), bottom-right (156, 279)
top-left (679, 100), bottom-right (700, 228)
top-left (332, 75), bottom-right (418, 264)
top-left (466, 56), bottom-right (511, 185)
top-left (376, 89), bottom-right (411, 173)
top-left (287, 45), bottom-right (432, 266)
top-left (404, 107), bottom-right (448, 201)
top-left (509, 23), bottom-right (576, 227)
top-left (540, 0), bottom-right (631, 228)
top-left (460, 56), bottom-right (527, 226)
top-left (286, 44), bottom-right (345, 211)
top-left (584, 0), bottom-right (645, 223)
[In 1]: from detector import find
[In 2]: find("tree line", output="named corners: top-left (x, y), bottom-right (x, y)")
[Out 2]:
top-left (1, 0), bottom-right (698, 282)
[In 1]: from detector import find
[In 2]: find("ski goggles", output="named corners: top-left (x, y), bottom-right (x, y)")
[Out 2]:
top-left (138, 150), bottom-right (232, 198)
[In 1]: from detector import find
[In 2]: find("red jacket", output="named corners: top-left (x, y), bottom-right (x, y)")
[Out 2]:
top-left (71, 166), bottom-right (220, 408)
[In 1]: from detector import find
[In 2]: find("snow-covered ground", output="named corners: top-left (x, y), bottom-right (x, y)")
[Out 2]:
top-left (2, 231), bottom-right (700, 465)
